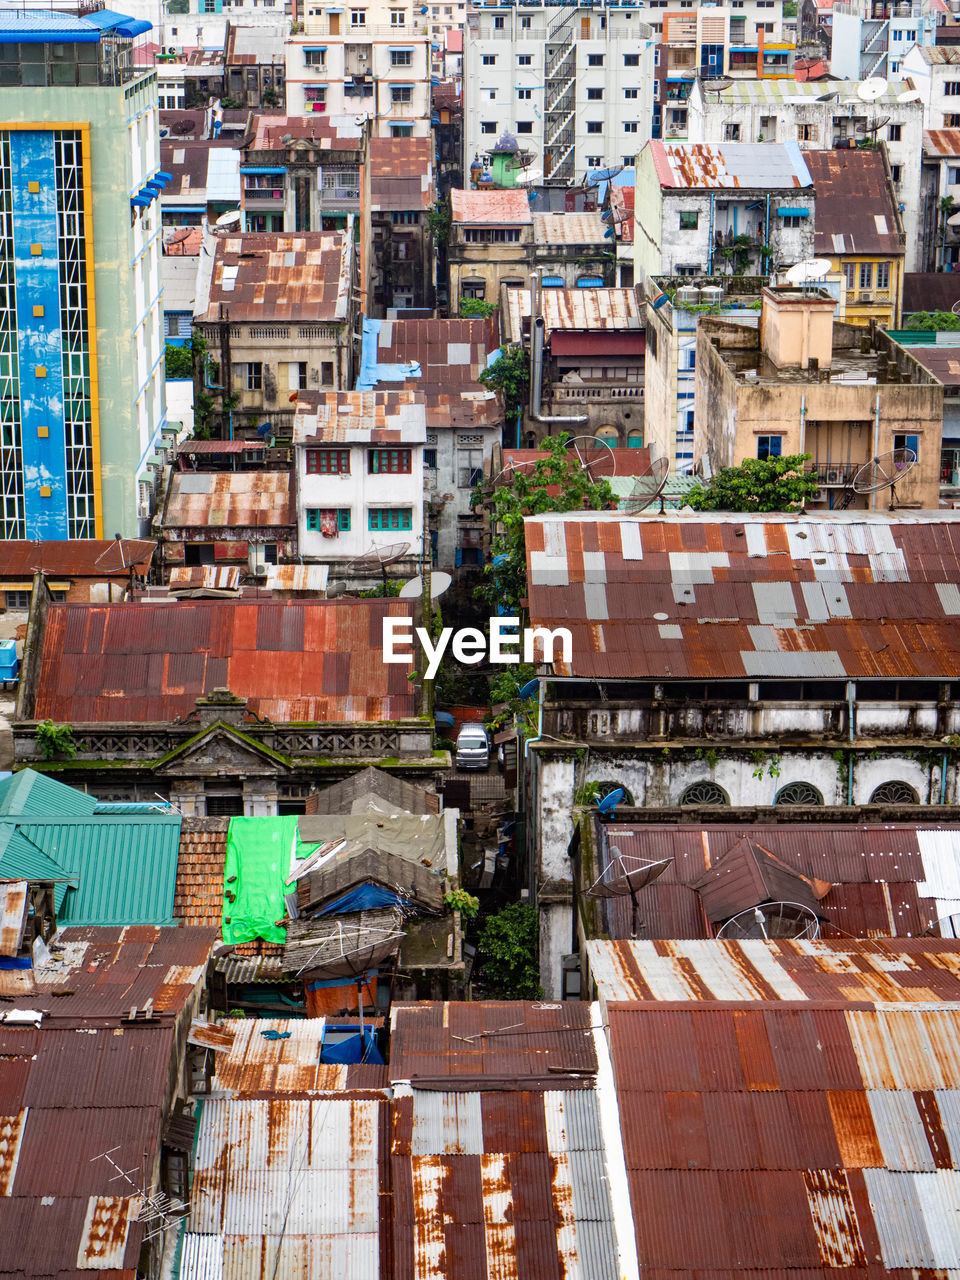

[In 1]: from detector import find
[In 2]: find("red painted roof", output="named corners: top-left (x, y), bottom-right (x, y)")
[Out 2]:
top-left (33, 599), bottom-right (420, 724)
top-left (0, 539), bottom-right (155, 580)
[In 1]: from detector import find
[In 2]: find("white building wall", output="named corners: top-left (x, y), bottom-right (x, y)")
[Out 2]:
top-left (464, 7), bottom-right (654, 180)
top-left (654, 191), bottom-right (814, 276)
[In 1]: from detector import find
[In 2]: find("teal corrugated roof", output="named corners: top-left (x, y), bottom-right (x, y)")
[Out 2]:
top-left (0, 768), bottom-right (98, 817)
top-left (0, 815), bottom-right (181, 925)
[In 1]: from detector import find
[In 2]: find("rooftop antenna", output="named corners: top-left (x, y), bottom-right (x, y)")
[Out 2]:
top-left (850, 446), bottom-right (917, 509)
top-left (90, 1147), bottom-right (188, 1243)
top-left (585, 844), bottom-right (673, 939)
top-left (620, 455), bottom-right (670, 514)
top-left (716, 901), bottom-right (821, 941)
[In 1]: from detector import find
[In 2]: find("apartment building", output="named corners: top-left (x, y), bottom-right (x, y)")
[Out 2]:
top-left (463, 3), bottom-right (655, 185)
top-left (368, 136), bottom-right (435, 312)
top-left (286, 0), bottom-right (431, 138)
top-left (921, 128), bottom-right (960, 270)
top-left (634, 140), bottom-right (815, 281)
top-left (0, 9), bottom-right (166, 541)
top-left (902, 44), bottom-right (960, 128)
top-left (686, 79), bottom-right (924, 270)
top-left (831, 0), bottom-right (941, 80)
top-left (447, 188), bottom-right (533, 305)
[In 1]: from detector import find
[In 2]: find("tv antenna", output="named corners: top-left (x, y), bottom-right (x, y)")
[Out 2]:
top-left (716, 901), bottom-right (821, 941)
top-left (620, 456), bottom-right (670, 514)
top-left (90, 1147), bottom-right (188, 1244)
top-left (346, 541), bottom-right (411, 591)
top-left (585, 845), bottom-right (673, 939)
top-left (851, 447), bottom-right (917, 508)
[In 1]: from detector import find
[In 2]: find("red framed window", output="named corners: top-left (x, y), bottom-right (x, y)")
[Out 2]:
top-left (306, 449), bottom-right (350, 474)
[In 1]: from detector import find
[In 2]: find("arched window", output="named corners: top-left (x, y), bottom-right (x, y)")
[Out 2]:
top-left (679, 781), bottom-right (729, 806)
top-left (595, 425), bottom-right (619, 444)
top-left (870, 781), bottom-right (920, 804)
top-left (775, 782), bottom-right (824, 806)
top-left (627, 430), bottom-right (645, 449)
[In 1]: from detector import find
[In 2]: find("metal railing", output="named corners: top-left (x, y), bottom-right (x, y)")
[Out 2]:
top-left (804, 461), bottom-right (861, 486)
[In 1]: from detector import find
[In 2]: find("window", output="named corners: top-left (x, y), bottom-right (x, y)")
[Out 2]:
top-left (948, 115), bottom-right (960, 128)
top-left (798, 123), bottom-right (818, 142)
top-left (757, 435), bottom-right (782, 460)
top-left (876, 261), bottom-right (890, 290)
top-left (482, 54), bottom-right (496, 65)
top-left (895, 433), bottom-right (919, 459)
top-left (518, 54), bottom-right (532, 66)
top-left (859, 262), bottom-right (873, 290)
top-left (305, 48), bottom-right (325, 65)
top-left (624, 121), bottom-right (638, 133)
top-left (458, 448), bottom-right (483, 487)
top-left (622, 156), bottom-right (634, 167)
top-left (625, 87), bottom-right (638, 98)
top-left (463, 228), bottom-right (521, 242)
top-left (870, 781), bottom-right (919, 803)
top-left (780, 214), bottom-right (804, 228)
top-left (462, 280), bottom-right (485, 299)
top-left (843, 262), bottom-right (856, 290)
top-left (679, 210), bottom-right (698, 229)
top-left (286, 361), bottom-right (308, 390)
top-left (244, 362), bottom-right (263, 390)
top-left (518, 88), bottom-right (532, 100)
top-left (306, 448), bottom-right (350, 474)
top-left (775, 783), bottom-right (824, 805)
top-left (390, 49), bottom-right (411, 65)
top-left (587, 87), bottom-right (603, 99)
top-left (4, 590), bottom-right (29, 610)
top-left (517, 121), bottom-right (533, 133)
top-left (391, 86), bottom-right (412, 103)
top-left (679, 781), bottom-right (729, 806)
top-left (487, 89), bottom-right (496, 99)
top-left (586, 120), bottom-right (603, 133)
top-left (587, 155), bottom-right (602, 167)
top-left (391, 124), bottom-right (413, 137)
top-left (520, 14), bottom-right (531, 26)
top-left (350, 7), bottom-right (366, 22)
top-left (49, 591), bottom-right (67, 603)
top-left (424, 448), bottom-right (437, 469)
top-left (945, 81), bottom-right (960, 95)
top-left (623, 52), bottom-right (639, 66)
top-left (389, 5), bottom-right (405, 20)
top-left (588, 53), bottom-right (604, 66)
top-left (493, 13), bottom-right (503, 26)
top-left (306, 507), bottom-right (351, 531)
top-left (369, 507), bottom-right (412, 530)
top-left (369, 448), bottom-right (412, 473)
top-left (952, 167), bottom-right (960, 186)
top-left (889, 123), bottom-right (902, 141)
top-left (723, 122), bottom-right (740, 141)
top-left (891, 164), bottom-right (902, 183)
top-left (391, 210), bottom-right (419, 224)
top-left (481, 121), bottom-right (496, 134)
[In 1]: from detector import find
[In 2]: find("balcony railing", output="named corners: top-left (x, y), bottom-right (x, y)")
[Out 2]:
top-left (805, 461), bottom-right (862, 486)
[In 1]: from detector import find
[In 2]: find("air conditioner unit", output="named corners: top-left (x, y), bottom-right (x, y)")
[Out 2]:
top-left (859, 291), bottom-right (873, 302)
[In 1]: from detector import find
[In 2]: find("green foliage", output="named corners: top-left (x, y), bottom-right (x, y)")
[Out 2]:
top-left (478, 432), bottom-right (615, 615)
top-left (477, 343), bottom-right (528, 418)
top-left (904, 310), bottom-right (960, 332)
top-left (782, 0), bottom-right (797, 13)
top-left (166, 0), bottom-right (188, 12)
top-left (444, 888), bottom-right (480, 919)
top-left (695, 746), bottom-right (720, 769)
top-left (355, 581), bottom-right (402, 597)
top-left (262, 86), bottom-right (279, 107)
top-left (686, 454), bottom-right (819, 513)
top-left (488, 663), bottom-right (536, 707)
top-left (477, 902), bottom-right (542, 999)
top-left (165, 344), bottom-right (193, 379)
top-left (35, 720), bottom-right (77, 761)
top-left (459, 296), bottom-right (498, 319)
top-left (434, 653), bottom-right (489, 706)
top-left (427, 201), bottom-right (451, 246)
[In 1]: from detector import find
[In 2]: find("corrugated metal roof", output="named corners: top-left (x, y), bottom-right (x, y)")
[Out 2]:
top-left (450, 188), bottom-right (532, 225)
top-left (0, 881), bottom-right (27, 957)
top-left (805, 149), bottom-right (902, 256)
top-left (164, 471), bottom-right (294, 530)
top-left (504, 286), bottom-right (642, 341)
top-left (0, 769), bottom-right (98, 817)
top-left (250, 114), bottom-right (363, 151)
top-left (169, 565), bottom-right (243, 592)
top-left (525, 511), bottom-right (960, 680)
top-left (262, 563), bottom-right (329, 593)
top-left (532, 211), bottom-right (606, 246)
top-left (925, 128), bottom-right (960, 157)
top-left (33, 598), bottom-right (420, 724)
top-left (0, 539), bottom-right (155, 581)
top-left (292, 389), bottom-right (427, 444)
top-left (211, 1018), bottom-right (347, 1096)
top-left (195, 232), bottom-right (352, 324)
top-left (647, 139), bottom-right (813, 190)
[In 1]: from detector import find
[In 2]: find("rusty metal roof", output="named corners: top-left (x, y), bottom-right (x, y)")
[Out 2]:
top-left (0, 881), bottom-right (27, 957)
top-left (369, 137), bottom-right (433, 212)
top-left (610, 185), bottom-right (634, 243)
top-left (524, 511), bottom-right (960, 680)
top-left (450, 188), bottom-right (533, 225)
top-left (504, 286), bottom-right (642, 341)
top-left (168, 565), bottom-right (243, 593)
top-left (164, 470), bottom-right (294, 529)
top-left (532, 211), bottom-right (606, 246)
top-left (249, 114), bottom-right (363, 151)
top-left (903, 344), bottom-right (960, 388)
top-left (175, 817), bottom-right (229, 928)
top-left (366, 316), bottom-right (500, 390)
top-left (647, 139), bottom-right (813, 190)
top-left (590, 822), bottom-right (960, 941)
top-left (177, 438), bottom-right (266, 454)
top-left (195, 232), bottom-right (352, 323)
top-left (804, 150), bottom-right (903, 257)
top-left (33, 598), bottom-right (420, 724)
top-left (160, 137), bottom-right (239, 205)
top-left (925, 128), bottom-right (960, 157)
top-left (293, 390), bottom-right (426, 444)
top-left (0, 538), bottom-right (155, 580)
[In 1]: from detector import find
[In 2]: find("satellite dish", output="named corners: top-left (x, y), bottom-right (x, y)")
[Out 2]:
top-left (924, 911), bottom-right (960, 938)
top-left (898, 88), bottom-right (922, 103)
top-left (398, 571), bottom-right (452, 599)
top-left (785, 258), bottom-right (832, 284)
top-left (346, 541), bottom-right (412, 591)
top-left (702, 76), bottom-right (733, 92)
top-left (952, 299), bottom-right (960, 316)
top-left (596, 787), bottom-right (626, 816)
top-left (585, 846), bottom-right (674, 939)
top-left (216, 209), bottom-right (241, 227)
top-left (851, 448), bottom-right (917, 506)
top-left (565, 435), bottom-right (618, 480)
top-left (716, 902), bottom-right (821, 941)
top-left (857, 77), bottom-right (888, 101)
top-left (620, 456), bottom-right (670, 514)
top-left (856, 114), bottom-right (891, 137)
top-left (817, 91), bottom-right (839, 102)
top-left (948, 212), bottom-right (960, 228)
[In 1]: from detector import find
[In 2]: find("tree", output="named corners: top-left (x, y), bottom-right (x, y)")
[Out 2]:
top-left (165, 344), bottom-right (193, 379)
top-left (477, 343), bottom-right (529, 420)
top-left (477, 902), bottom-right (542, 999)
top-left (685, 454), bottom-right (820, 512)
top-left (427, 201), bottom-right (451, 246)
top-left (459, 296), bottom-right (497, 319)
top-left (476, 432), bottom-right (615, 615)
top-left (904, 310), bottom-right (960, 332)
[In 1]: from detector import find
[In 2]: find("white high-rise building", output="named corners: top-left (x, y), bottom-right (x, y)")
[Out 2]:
top-left (463, 3), bottom-right (655, 185)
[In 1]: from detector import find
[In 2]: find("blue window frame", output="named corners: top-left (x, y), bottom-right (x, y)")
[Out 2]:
top-left (757, 435), bottom-right (782, 460)
top-left (894, 433), bottom-right (919, 458)
top-left (369, 507), bottom-right (412, 531)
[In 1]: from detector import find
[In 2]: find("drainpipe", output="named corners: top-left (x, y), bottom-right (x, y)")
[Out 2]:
top-left (941, 751), bottom-right (949, 805)
top-left (524, 677), bottom-right (545, 758)
top-left (847, 680), bottom-right (855, 805)
top-left (799, 391), bottom-right (806, 459)
top-left (707, 193), bottom-right (715, 274)
top-left (764, 194), bottom-right (770, 274)
top-left (872, 390), bottom-right (881, 509)
top-left (529, 316), bottom-right (588, 426)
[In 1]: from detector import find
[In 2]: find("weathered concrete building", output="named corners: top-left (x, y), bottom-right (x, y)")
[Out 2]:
top-left (695, 287), bottom-right (942, 507)
top-left (522, 508), bottom-right (960, 994)
top-left (159, 469), bottom-right (297, 574)
top-left (368, 136), bottom-right (435, 312)
top-left (447, 187), bottom-right (533, 307)
top-left (634, 140), bottom-right (815, 282)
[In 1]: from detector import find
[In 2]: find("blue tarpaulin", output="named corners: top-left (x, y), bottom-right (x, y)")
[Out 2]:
top-left (318, 883), bottom-right (406, 915)
top-left (320, 1029), bottom-right (383, 1064)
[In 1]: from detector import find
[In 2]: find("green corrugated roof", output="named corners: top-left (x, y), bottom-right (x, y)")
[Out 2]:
top-left (0, 768), bottom-right (98, 817)
top-left (0, 815), bottom-right (181, 925)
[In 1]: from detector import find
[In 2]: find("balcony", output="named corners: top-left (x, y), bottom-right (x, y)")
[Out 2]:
top-left (804, 461), bottom-right (862, 486)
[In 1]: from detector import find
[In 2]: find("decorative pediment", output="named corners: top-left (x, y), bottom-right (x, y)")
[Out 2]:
top-left (155, 722), bottom-right (291, 778)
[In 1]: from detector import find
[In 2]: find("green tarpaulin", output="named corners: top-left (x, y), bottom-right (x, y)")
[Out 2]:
top-left (222, 815), bottom-right (299, 945)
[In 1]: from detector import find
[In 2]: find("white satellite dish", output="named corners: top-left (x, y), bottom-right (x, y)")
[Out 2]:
top-left (857, 77), bottom-right (888, 101)
top-left (785, 257), bottom-right (832, 284)
top-left (948, 212), bottom-right (960, 227)
top-left (783, 95), bottom-right (816, 105)
top-left (398, 572), bottom-right (452, 600)
top-left (216, 209), bottom-right (241, 227)
top-left (898, 88), bottom-right (922, 103)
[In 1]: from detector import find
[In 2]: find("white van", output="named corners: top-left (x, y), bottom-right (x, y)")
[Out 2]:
top-left (455, 724), bottom-right (490, 771)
